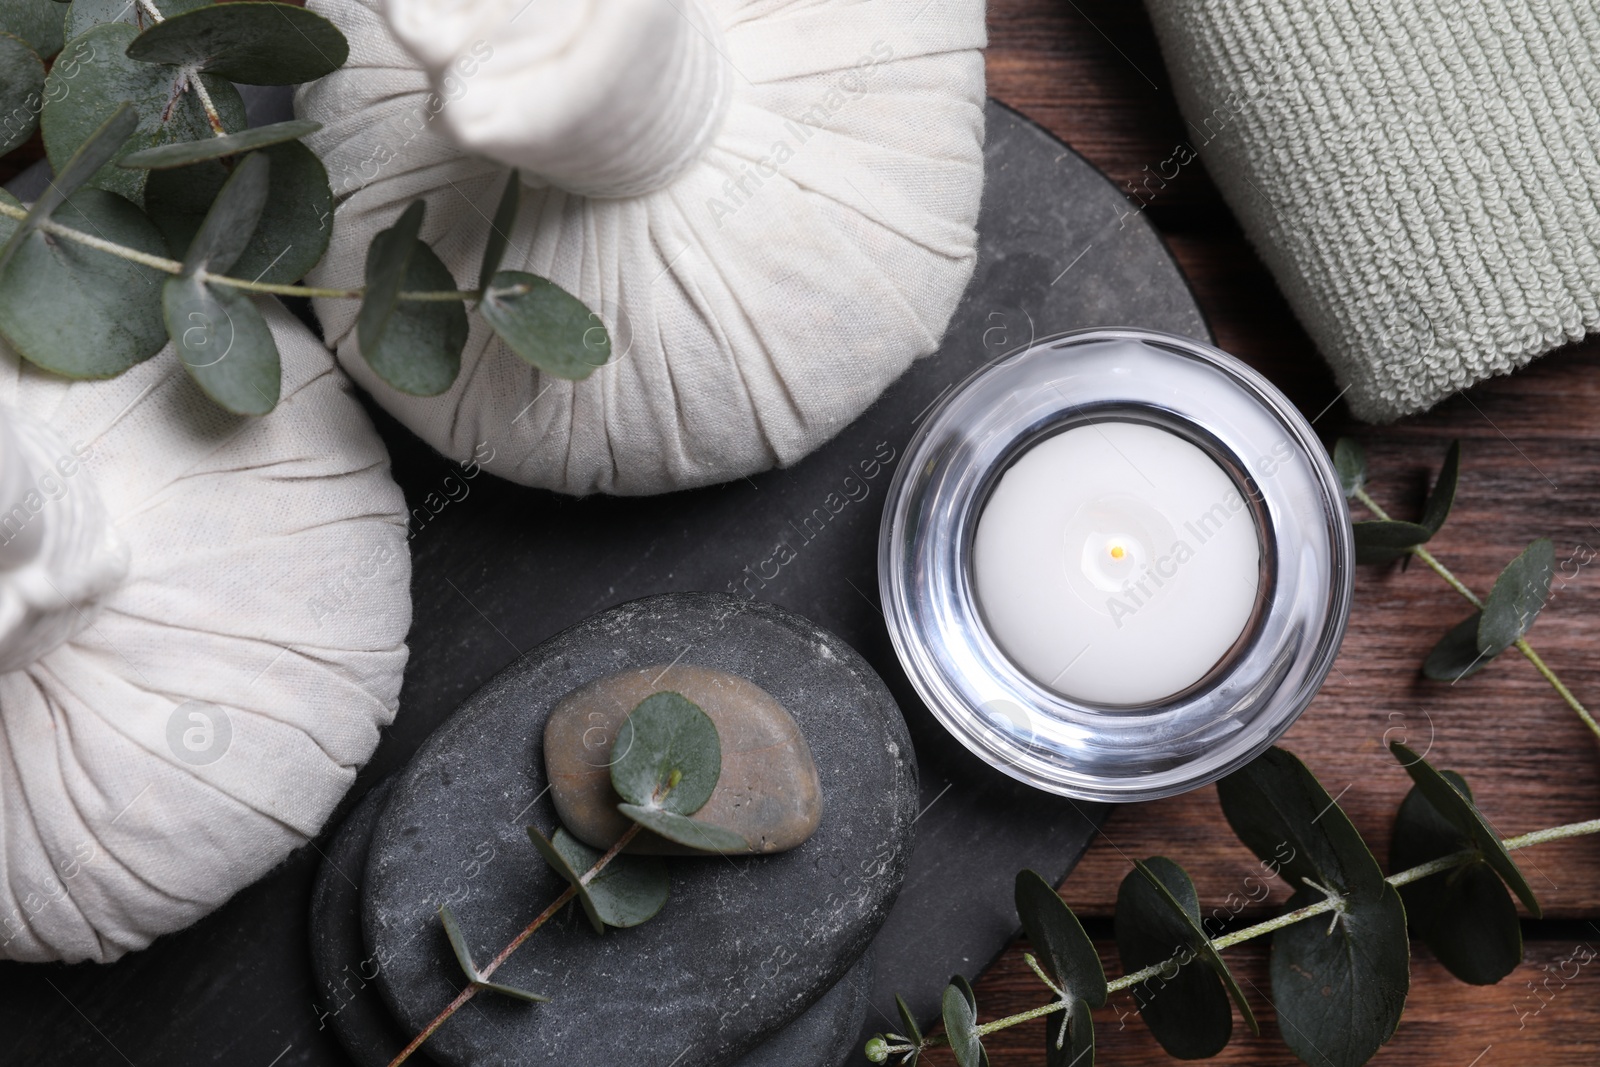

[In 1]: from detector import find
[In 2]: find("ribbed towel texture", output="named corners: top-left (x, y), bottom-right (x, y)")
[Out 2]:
top-left (1144, 0), bottom-right (1600, 421)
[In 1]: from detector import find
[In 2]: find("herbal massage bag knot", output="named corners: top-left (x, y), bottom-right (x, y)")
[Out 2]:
top-left (0, 301), bottom-right (411, 963)
top-left (296, 0), bottom-right (987, 495)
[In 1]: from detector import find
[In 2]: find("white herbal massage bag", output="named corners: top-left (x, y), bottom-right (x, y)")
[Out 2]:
top-left (0, 301), bottom-right (411, 963)
top-left (297, 0), bottom-right (987, 495)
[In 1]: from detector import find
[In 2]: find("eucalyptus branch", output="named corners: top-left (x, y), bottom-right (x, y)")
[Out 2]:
top-left (0, 199), bottom-right (477, 303)
top-left (1353, 485), bottom-right (1599, 737)
top-left (135, 0), bottom-right (164, 22)
top-left (184, 68), bottom-right (228, 137)
top-left (385, 823), bottom-right (644, 1067)
top-left (870, 817), bottom-right (1600, 1061)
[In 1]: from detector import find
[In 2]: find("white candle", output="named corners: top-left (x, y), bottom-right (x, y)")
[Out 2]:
top-left (973, 421), bottom-right (1260, 706)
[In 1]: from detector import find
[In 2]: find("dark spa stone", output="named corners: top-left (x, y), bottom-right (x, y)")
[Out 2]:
top-left (361, 594), bottom-right (917, 1067)
top-left (309, 773), bottom-right (876, 1067)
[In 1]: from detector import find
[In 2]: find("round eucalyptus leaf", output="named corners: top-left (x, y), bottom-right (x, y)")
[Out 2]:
top-left (357, 200), bottom-right (465, 395)
top-left (1015, 868), bottom-right (1107, 1009)
top-left (1352, 519), bottom-right (1432, 565)
top-left (547, 827), bottom-right (670, 928)
top-left (42, 22), bottom-right (246, 203)
top-left (480, 270), bottom-right (610, 380)
top-left (942, 976), bottom-right (985, 1067)
top-left (1270, 883), bottom-right (1409, 1067)
top-left (1390, 744), bottom-right (1539, 916)
top-left (1418, 440), bottom-right (1460, 536)
top-left (117, 117), bottom-right (320, 169)
top-left (1332, 438), bottom-right (1366, 498)
top-left (1477, 538), bottom-right (1554, 658)
top-left (162, 275), bottom-right (280, 414)
top-left (1423, 613), bottom-right (1490, 682)
top-left (1047, 998), bottom-right (1093, 1067)
top-left (476, 169), bottom-right (520, 292)
top-left (125, 2), bottom-right (349, 85)
top-left (526, 824), bottom-right (605, 934)
top-left (1114, 857), bottom-right (1253, 1058)
top-left (615, 803), bottom-right (747, 853)
top-left (0, 187), bottom-right (167, 378)
top-left (0, 0), bottom-right (62, 57)
top-left (28, 99), bottom-right (138, 226)
top-left (180, 149), bottom-right (269, 275)
top-left (65, 0), bottom-right (208, 39)
top-left (145, 139), bottom-right (331, 285)
top-left (1017, 870), bottom-right (1107, 1011)
top-left (0, 33), bottom-right (44, 156)
top-left (1218, 746), bottom-right (1388, 905)
top-left (609, 691), bottom-right (723, 815)
top-left (1391, 769), bottom-right (1522, 985)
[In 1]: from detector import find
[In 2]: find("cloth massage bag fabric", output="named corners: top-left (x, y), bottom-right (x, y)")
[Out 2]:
top-left (1144, 0), bottom-right (1600, 421)
top-left (0, 301), bottom-right (411, 963)
top-left (296, 0), bottom-right (988, 495)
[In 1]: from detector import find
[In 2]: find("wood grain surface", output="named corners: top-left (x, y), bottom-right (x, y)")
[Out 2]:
top-left (959, 1), bottom-right (1600, 1064)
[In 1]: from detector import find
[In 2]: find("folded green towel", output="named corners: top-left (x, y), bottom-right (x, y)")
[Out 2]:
top-left (1144, 0), bottom-right (1600, 420)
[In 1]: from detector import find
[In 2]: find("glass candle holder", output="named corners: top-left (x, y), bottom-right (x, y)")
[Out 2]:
top-left (878, 328), bottom-right (1353, 802)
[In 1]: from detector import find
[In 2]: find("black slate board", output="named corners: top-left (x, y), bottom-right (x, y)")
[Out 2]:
top-left (0, 100), bottom-right (1208, 1065)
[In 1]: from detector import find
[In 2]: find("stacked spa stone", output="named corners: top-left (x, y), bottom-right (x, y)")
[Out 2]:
top-left (309, 593), bottom-right (918, 1067)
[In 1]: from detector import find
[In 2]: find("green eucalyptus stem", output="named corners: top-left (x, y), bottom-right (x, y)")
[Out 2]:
top-left (184, 68), bottom-right (228, 138)
top-left (385, 823), bottom-right (645, 1067)
top-left (1352, 485), bottom-right (1599, 737)
top-left (874, 817), bottom-right (1600, 1060)
top-left (0, 200), bottom-right (478, 303)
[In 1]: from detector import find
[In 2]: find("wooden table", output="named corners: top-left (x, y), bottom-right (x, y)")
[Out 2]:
top-left (952, 2), bottom-right (1600, 1064)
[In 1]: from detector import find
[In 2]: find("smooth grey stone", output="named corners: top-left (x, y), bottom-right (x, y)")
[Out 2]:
top-left (308, 778), bottom-right (432, 1067)
top-left (545, 664), bottom-right (823, 855)
top-left (309, 776), bottom-right (873, 1067)
top-left (363, 594), bottom-right (917, 1067)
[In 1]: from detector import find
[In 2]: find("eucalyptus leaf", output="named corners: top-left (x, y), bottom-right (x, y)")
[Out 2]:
top-left (0, 33), bottom-right (46, 157)
top-left (1115, 857), bottom-right (1255, 1058)
top-left (438, 904), bottom-right (549, 1003)
top-left (1477, 539), bottom-right (1554, 658)
top-left (357, 202), bottom-right (464, 395)
top-left (438, 902), bottom-right (480, 981)
top-left (117, 117), bottom-right (320, 169)
top-left (477, 168), bottom-right (520, 293)
top-left (41, 22), bottom-right (246, 203)
top-left (610, 691), bottom-right (723, 816)
top-left (145, 139), bottom-right (331, 284)
top-left (1015, 869), bottom-right (1106, 1009)
top-left (0, 0), bottom-right (62, 57)
top-left (1418, 440), bottom-right (1460, 535)
top-left (1047, 998), bottom-right (1093, 1067)
top-left (895, 993), bottom-right (922, 1046)
top-left (942, 976), bottom-right (986, 1067)
top-left (163, 275), bottom-right (281, 414)
top-left (1269, 882), bottom-right (1409, 1067)
top-left (125, 2), bottom-right (349, 84)
top-left (616, 803), bottom-right (748, 853)
top-left (28, 100), bottom-right (138, 223)
top-left (0, 187), bottom-right (168, 378)
top-left (180, 149), bottom-right (268, 275)
top-left (1352, 520), bottom-right (1432, 565)
top-left (1332, 438), bottom-right (1366, 498)
top-left (526, 825), bottom-right (606, 934)
top-left (65, 0), bottom-right (208, 39)
top-left (1390, 768), bottom-right (1522, 985)
top-left (1217, 746), bottom-right (1387, 903)
top-left (1219, 748), bottom-right (1409, 1067)
top-left (1390, 743), bottom-right (1538, 916)
top-left (479, 271), bottom-right (610, 380)
top-left (1423, 613), bottom-right (1491, 682)
top-left (470, 978), bottom-right (551, 1003)
top-left (547, 826), bottom-right (670, 928)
